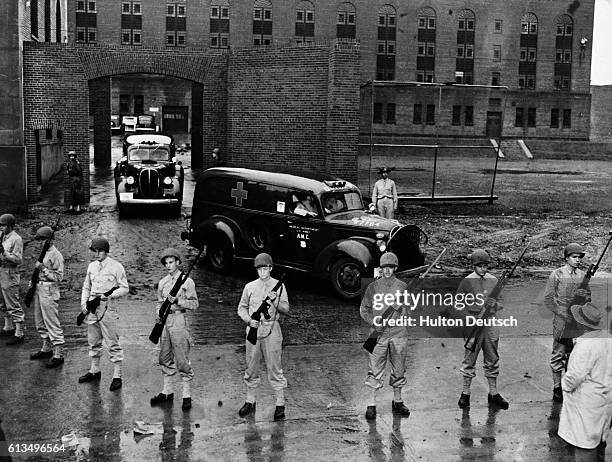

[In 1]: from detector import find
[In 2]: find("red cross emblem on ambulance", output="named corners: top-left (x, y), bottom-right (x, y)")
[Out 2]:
top-left (231, 181), bottom-right (248, 206)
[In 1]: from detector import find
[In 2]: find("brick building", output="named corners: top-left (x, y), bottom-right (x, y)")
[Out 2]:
top-left (67, 0), bottom-right (595, 140)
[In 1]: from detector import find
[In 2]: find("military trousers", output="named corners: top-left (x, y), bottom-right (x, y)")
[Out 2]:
top-left (550, 314), bottom-right (569, 373)
top-left (365, 334), bottom-right (408, 389)
top-left (376, 198), bottom-right (395, 219)
top-left (33, 283), bottom-right (64, 346)
top-left (87, 309), bottom-right (123, 362)
top-left (159, 311), bottom-right (193, 381)
top-left (460, 325), bottom-right (500, 378)
top-left (0, 268), bottom-right (24, 323)
top-left (244, 321), bottom-right (287, 392)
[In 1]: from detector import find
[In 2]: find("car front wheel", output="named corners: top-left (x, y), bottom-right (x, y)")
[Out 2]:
top-left (206, 233), bottom-right (233, 273)
top-left (330, 257), bottom-right (364, 300)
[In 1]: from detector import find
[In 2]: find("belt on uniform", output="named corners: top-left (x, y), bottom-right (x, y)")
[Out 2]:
top-left (377, 196), bottom-right (392, 199)
top-left (169, 309), bottom-right (186, 314)
top-left (37, 281), bottom-right (55, 285)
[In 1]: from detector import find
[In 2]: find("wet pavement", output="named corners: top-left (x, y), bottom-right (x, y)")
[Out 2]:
top-left (2, 140), bottom-right (612, 461)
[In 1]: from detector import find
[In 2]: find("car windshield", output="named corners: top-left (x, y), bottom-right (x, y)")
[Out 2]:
top-left (322, 191), bottom-right (363, 215)
top-left (128, 145), bottom-right (169, 162)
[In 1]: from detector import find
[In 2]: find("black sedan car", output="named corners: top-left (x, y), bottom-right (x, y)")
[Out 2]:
top-left (114, 133), bottom-right (184, 216)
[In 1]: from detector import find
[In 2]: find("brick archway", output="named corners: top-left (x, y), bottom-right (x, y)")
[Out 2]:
top-left (22, 41), bottom-right (360, 205)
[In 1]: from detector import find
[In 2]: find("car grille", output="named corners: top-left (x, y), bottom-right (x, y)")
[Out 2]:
top-left (139, 168), bottom-right (160, 198)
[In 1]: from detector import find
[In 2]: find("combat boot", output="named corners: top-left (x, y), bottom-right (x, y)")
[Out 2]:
top-left (365, 406), bottom-right (376, 420)
top-left (0, 329), bottom-right (14, 338)
top-left (110, 378), bottom-right (122, 391)
top-left (488, 394), bottom-right (509, 409)
top-left (458, 393), bottom-right (471, 409)
top-left (391, 401), bottom-right (410, 416)
top-left (182, 398), bottom-right (192, 411)
top-left (30, 350), bottom-right (53, 360)
top-left (238, 402), bottom-right (256, 417)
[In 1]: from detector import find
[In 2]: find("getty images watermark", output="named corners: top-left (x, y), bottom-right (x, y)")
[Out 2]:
top-left (371, 289), bottom-right (519, 329)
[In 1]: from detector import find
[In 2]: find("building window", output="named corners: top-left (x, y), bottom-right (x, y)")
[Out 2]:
top-left (563, 109), bottom-right (571, 128)
top-left (168, 0), bottom-right (187, 47)
top-left (386, 103), bottom-right (396, 124)
top-left (452, 106), bottom-right (461, 126)
top-left (76, 0), bottom-right (85, 12)
top-left (491, 72), bottom-right (500, 86)
top-left (31, 0), bottom-right (39, 37)
top-left (253, 0), bottom-right (273, 46)
top-left (337, 2), bottom-right (356, 40)
top-left (416, 7), bottom-right (436, 82)
top-left (515, 108), bottom-right (524, 127)
top-left (413, 104), bottom-right (422, 124)
top-left (554, 15), bottom-right (573, 91)
top-left (493, 45), bottom-right (501, 62)
top-left (122, 2), bottom-right (142, 45)
top-left (519, 13), bottom-right (538, 89)
top-left (373, 103), bottom-right (383, 124)
top-left (550, 108), bottom-right (559, 128)
top-left (489, 98), bottom-right (501, 107)
top-left (376, 5), bottom-right (396, 80)
top-left (426, 104), bottom-right (435, 125)
top-left (296, 0), bottom-right (315, 44)
top-left (456, 10), bottom-right (475, 85)
top-left (88, 0), bottom-right (96, 12)
top-left (465, 106), bottom-right (474, 126)
top-left (494, 19), bottom-right (502, 33)
top-left (527, 107), bottom-right (536, 127)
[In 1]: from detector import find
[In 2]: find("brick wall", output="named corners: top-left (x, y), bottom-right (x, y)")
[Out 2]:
top-left (590, 85), bottom-right (612, 142)
top-left (22, 41), bottom-right (360, 202)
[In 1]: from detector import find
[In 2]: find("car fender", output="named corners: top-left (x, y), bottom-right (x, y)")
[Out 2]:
top-left (314, 238), bottom-right (375, 274)
top-left (193, 217), bottom-right (239, 251)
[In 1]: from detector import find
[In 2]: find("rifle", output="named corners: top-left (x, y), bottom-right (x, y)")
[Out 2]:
top-left (25, 216), bottom-right (62, 307)
top-left (559, 231), bottom-right (612, 350)
top-left (0, 232), bottom-right (4, 255)
top-left (246, 274), bottom-right (287, 346)
top-left (76, 286), bottom-right (120, 326)
top-left (149, 248), bottom-right (203, 344)
top-left (363, 248), bottom-right (446, 354)
top-left (463, 245), bottom-right (529, 352)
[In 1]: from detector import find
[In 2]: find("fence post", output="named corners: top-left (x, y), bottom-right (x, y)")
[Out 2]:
top-left (431, 146), bottom-right (438, 199)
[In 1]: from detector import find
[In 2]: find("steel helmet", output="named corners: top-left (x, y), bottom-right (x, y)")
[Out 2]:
top-left (35, 226), bottom-right (54, 240)
top-left (564, 243), bottom-right (585, 258)
top-left (0, 214), bottom-right (15, 227)
top-left (160, 247), bottom-right (182, 264)
top-left (380, 252), bottom-right (399, 267)
top-left (254, 253), bottom-right (273, 268)
top-left (89, 237), bottom-right (110, 253)
top-left (470, 249), bottom-right (491, 265)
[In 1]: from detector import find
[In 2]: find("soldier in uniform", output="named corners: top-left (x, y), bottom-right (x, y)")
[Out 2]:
top-left (150, 248), bottom-right (199, 411)
top-left (29, 226), bottom-right (66, 368)
top-left (371, 167), bottom-right (398, 219)
top-left (78, 238), bottom-right (129, 391)
top-left (544, 243), bottom-right (590, 403)
top-left (0, 213), bottom-right (25, 345)
top-left (237, 253), bottom-right (289, 421)
top-left (456, 249), bottom-right (508, 409)
top-left (360, 252), bottom-right (411, 420)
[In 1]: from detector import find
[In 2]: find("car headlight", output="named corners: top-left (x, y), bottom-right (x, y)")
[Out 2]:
top-left (126, 176), bottom-right (135, 185)
top-left (377, 240), bottom-right (387, 252)
top-left (163, 177), bottom-right (173, 185)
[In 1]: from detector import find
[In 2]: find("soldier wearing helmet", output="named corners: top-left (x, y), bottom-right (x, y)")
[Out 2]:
top-left (237, 253), bottom-right (290, 421)
top-left (360, 251), bottom-right (411, 420)
top-left (150, 248), bottom-right (199, 412)
top-left (456, 249), bottom-right (509, 410)
top-left (29, 226), bottom-right (66, 368)
top-left (0, 213), bottom-right (25, 345)
top-left (544, 242), bottom-right (591, 403)
top-left (66, 151), bottom-right (83, 213)
top-left (78, 237), bottom-right (129, 391)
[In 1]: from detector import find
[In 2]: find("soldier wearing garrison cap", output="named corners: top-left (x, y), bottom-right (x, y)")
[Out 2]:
top-left (237, 253), bottom-right (289, 421)
top-left (150, 248), bottom-right (199, 411)
top-left (371, 167), bottom-right (398, 219)
top-left (0, 213), bottom-right (25, 345)
top-left (29, 226), bottom-right (66, 368)
top-left (544, 242), bottom-right (591, 403)
top-left (78, 237), bottom-right (129, 391)
top-left (457, 249), bottom-right (509, 410)
top-left (360, 251), bottom-right (411, 420)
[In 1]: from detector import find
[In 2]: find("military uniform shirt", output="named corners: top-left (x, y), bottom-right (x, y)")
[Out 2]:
top-left (456, 271), bottom-right (503, 314)
top-left (371, 178), bottom-right (398, 205)
top-left (38, 246), bottom-right (64, 283)
top-left (544, 264), bottom-right (589, 318)
top-left (81, 257), bottom-right (129, 324)
top-left (237, 278), bottom-right (289, 325)
top-left (157, 271), bottom-right (198, 311)
top-left (0, 231), bottom-right (23, 267)
top-left (360, 276), bottom-right (409, 338)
